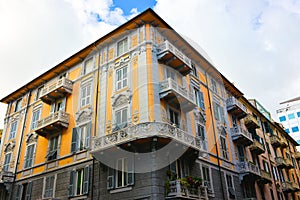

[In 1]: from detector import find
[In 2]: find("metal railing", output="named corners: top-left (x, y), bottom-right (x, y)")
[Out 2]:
top-left (236, 161), bottom-right (260, 176)
top-left (226, 96), bottom-right (247, 113)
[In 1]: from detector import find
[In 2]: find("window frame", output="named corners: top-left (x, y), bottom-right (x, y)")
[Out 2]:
top-left (24, 144), bottom-right (35, 169)
top-left (83, 57), bottom-right (94, 75)
top-left (80, 82), bottom-right (92, 108)
top-left (43, 175), bottom-right (56, 199)
top-left (35, 86), bottom-right (44, 101)
top-left (213, 102), bottom-right (225, 122)
top-left (30, 108), bottom-right (41, 130)
top-left (115, 65), bottom-right (128, 91)
top-left (47, 134), bottom-right (60, 161)
top-left (117, 38), bottom-right (128, 57)
top-left (201, 165), bottom-right (214, 195)
top-left (9, 121), bottom-right (18, 140)
top-left (15, 98), bottom-right (22, 112)
top-left (168, 106), bottom-right (180, 127)
top-left (210, 78), bottom-right (218, 93)
top-left (3, 152), bottom-right (12, 171)
top-left (71, 122), bottom-right (92, 153)
top-left (68, 166), bottom-right (90, 197)
top-left (225, 174), bottom-right (235, 199)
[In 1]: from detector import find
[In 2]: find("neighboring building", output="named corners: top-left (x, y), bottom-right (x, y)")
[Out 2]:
top-left (249, 99), bottom-right (271, 121)
top-left (0, 8), bottom-right (299, 200)
top-left (277, 98), bottom-right (300, 145)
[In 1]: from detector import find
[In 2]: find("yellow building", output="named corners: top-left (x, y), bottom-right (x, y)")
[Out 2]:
top-left (0, 8), bottom-right (299, 200)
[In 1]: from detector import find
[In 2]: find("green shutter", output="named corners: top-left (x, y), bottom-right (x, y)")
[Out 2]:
top-left (85, 122), bottom-right (92, 148)
top-left (107, 167), bottom-right (115, 189)
top-left (68, 170), bottom-right (76, 197)
top-left (25, 182), bottom-right (32, 200)
top-left (71, 128), bottom-right (78, 153)
top-left (83, 166), bottom-right (90, 194)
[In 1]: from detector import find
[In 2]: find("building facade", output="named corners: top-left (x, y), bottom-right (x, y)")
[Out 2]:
top-left (277, 98), bottom-right (300, 145)
top-left (0, 9), bottom-right (299, 200)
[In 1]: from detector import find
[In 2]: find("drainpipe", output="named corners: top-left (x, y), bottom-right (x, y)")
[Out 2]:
top-left (9, 90), bottom-right (32, 200)
top-left (204, 71), bottom-right (226, 200)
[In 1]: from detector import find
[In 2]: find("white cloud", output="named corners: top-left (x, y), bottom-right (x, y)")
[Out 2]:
top-left (154, 0), bottom-right (300, 120)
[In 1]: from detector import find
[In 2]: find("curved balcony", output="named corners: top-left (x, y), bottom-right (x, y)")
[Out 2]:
top-left (92, 122), bottom-right (207, 161)
top-left (34, 110), bottom-right (70, 137)
top-left (159, 78), bottom-right (196, 112)
top-left (0, 171), bottom-right (14, 184)
top-left (166, 180), bottom-right (208, 200)
top-left (270, 135), bottom-right (281, 147)
top-left (236, 161), bottom-right (261, 182)
top-left (244, 115), bottom-right (259, 129)
top-left (275, 157), bottom-right (287, 168)
top-left (226, 96), bottom-right (247, 119)
top-left (249, 140), bottom-right (265, 155)
top-left (40, 77), bottom-right (72, 104)
top-left (157, 41), bottom-right (192, 75)
top-left (282, 181), bottom-right (293, 193)
top-left (259, 169), bottom-right (272, 184)
top-left (230, 126), bottom-right (253, 146)
top-left (285, 158), bottom-right (293, 169)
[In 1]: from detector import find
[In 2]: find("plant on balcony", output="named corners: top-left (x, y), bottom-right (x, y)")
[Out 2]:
top-left (179, 176), bottom-right (203, 189)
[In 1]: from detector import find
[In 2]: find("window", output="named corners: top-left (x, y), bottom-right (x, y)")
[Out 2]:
top-left (47, 135), bottom-right (59, 161)
top-left (166, 68), bottom-right (176, 80)
top-left (220, 136), bottom-right (229, 160)
top-left (43, 175), bottom-right (55, 198)
top-left (117, 38), bottom-right (128, 56)
top-left (272, 165), bottom-right (278, 180)
top-left (202, 165), bottom-right (213, 194)
top-left (297, 112), bottom-right (300, 117)
top-left (197, 124), bottom-right (207, 150)
top-left (50, 98), bottom-right (66, 113)
top-left (16, 182), bottom-right (32, 200)
top-left (83, 57), bottom-right (94, 75)
top-left (35, 86), bottom-right (44, 100)
top-left (115, 108), bottom-right (128, 128)
top-left (210, 79), bottom-right (218, 93)
top-left (226, 174), bottom-right (235, 199)
top-left (71, 122), bottom-right (91, 153)
top-left (80, 83), bottom-right (91, 107)
top-left (288, 113), bottom-right (295, 119)
top-left (194, 88), bottom-right (205, 110)
top-left (15, 98), bottom-right (22, 112)
top-left (69, 166), bottom-right (90, 197)
top-left (169, 108), bottom-right (180, 127)
top-left (24, 144), bottom-right (35, 169)
top-left (3, 153), bottom-right (11, 171)
top-left (213, 102), bottom-right (225, 122)
top-left (9, 121), bottom-right (17, 139)
top-left (292, 126), bottom-right (299, 132)
top-left (107, 157), bottom-right (134, 189)
top-left (168, 159), bottom-right (189, 180)
top-left (115, 66), bottom-right (128, 90)
top-left (191, 64), bottom-right (198, 77)
top-left (30, 109), bottom-right (41, 130)
top-left (263, 160), bottom-right (270, 173)
top-left (285, 129), bottom-right (290, 134)
top-left (279, 116), bottom-right (286, 122)
top-left (266, 142), bottom-right (271, 154)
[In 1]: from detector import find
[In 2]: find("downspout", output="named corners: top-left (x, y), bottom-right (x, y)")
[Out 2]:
top-left (204, 71), bottom-right (226, 200)
top-left (91, 48), bottom-right (101, 200)
top-left (9, 90), bottom-right (32, 200)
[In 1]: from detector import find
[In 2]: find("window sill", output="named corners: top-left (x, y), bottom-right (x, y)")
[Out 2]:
top-left (109, 186), bottom-right (132, 194)
top-left (69, 194), bottom-right (88, 200)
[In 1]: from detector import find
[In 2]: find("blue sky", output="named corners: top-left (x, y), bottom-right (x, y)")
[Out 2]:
top-left (113, 0), bottom-right (156, 15)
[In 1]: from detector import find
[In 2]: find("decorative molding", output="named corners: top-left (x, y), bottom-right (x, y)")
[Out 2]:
top-left (133, 110), bottom-right (139, 123)
top-left (111, 90), bottom-right (132, 109)
top-left (193, 109), bottom-right (206, 124)
top-left (115, 54), bottom-right (130, 68)
top-left (10, 114), bottom-right (20, 123)
top-left (4, 140), bottom-right (16, 153)
top-left (26, 133), bottom-right (38, 144)
top-left (160, 107), bottom-right (168, 122)
top-left (106, 120), bottom-right (112, 133)
top-left (139, 45), bottom-right (146, 54)
top-left (76, 106), bottom-right (93, 124)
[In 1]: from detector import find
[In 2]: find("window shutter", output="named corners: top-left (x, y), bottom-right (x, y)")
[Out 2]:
top-left (50, 103), bottom-right (55, 113)
top-left (199, 91), bottom-right (205, 110)
top-left (85, 122), bottom-right (92, 148)
top-left (25, 182), bottom-right (32, 200)
top-left (71, 128), bottom-right (78, 153)
top-left (122, 109), bottom-right (127, 124)
top-left (83, 166), bottom-right (90, 195)
top-left (16, 184), bottom-right (22, 200)
top-left (107, 167), bottom-right (115, 189)
top-left (68, 170), bottom-right (76, 197)
top-left (127, 159), bottom-right (134, 186)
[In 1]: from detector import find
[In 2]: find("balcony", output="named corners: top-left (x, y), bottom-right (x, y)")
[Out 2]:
top-left (157, 41), bottom-right (192, 75)
top-left (285, 158), bottom-right (293, 169)
top-left (295, 152), bottom-right (300, 160)
top-left (270, 135), bottom-right (281, 147)
top-left (230, 126), bottom-right (253, 146)
top-left (34, 110), bottom-right (70, 137)
top-left (159, 78), bottom-right (196, 112)
top-left (281, 139), bottom-right (288, 148)
top-left (226, 96), bottom-right (247, 119)
top-left (244, 115), bottom-right (259, 129)
top-left (249, 140), bottom-right (265, 155)
top-left (92, 122), bottom-right (207, 161)
top-left (259, 169), bottom-right (272, 184)
top-left (282, 181), bottom-right (293, 193)
top-left (166, 180), bottom-right (208, 200)
top-left (275, 157), bottom-right (287, 168)
top-left (40, 77), bottom-right (72, 104)
top-left (236, 161), bottom-right (261, 181)
top-left (0, 171), bottom-right (14, 183)
top-left (292, 182), bottom-right (300, 192)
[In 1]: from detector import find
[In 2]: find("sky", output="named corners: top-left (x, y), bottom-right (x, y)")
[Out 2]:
top-left (1, 0), bottom-right (300, 128)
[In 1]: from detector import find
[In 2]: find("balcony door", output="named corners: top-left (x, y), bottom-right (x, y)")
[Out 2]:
top-left (50, 98), bottom-right (66, 113)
